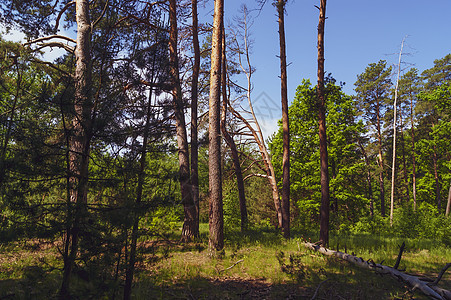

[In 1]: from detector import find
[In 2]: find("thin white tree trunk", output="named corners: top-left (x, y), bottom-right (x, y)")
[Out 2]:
top-left (390, 37), bottom-right (406, 226)
top-left (304, 242), bottom-right (451, 300)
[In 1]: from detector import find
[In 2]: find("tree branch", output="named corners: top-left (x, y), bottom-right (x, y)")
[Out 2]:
top-left (243, 173), bottom-right (269, 181)
top-left (433, 263), bottom-right (451, 286)
top-left (31, 42), bottom-right (75, 53)
top-left (25, 34), bottom-right (76, 45)
top-left (54, 1), bottom-right (76, 32)
top-left (92, 0), bottom-right (109, 28)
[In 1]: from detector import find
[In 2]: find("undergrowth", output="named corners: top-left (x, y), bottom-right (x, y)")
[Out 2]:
top-left (0, 223), bottom-right (450, 299)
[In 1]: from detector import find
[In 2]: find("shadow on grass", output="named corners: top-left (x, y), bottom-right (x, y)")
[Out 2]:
top-left (133, 260), bottom-right (421, 300)
top-left (134, 276), bottom-right (308, 299)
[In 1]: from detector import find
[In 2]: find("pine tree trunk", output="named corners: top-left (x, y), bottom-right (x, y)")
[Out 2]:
top-left (208, 0), bottom-right (224, 254)
top-left (317, 0), bottom-right (330, 246)
top-left (60, 0), bottom-right (92, 297)
top-left (168, 0), bottom-right (197, 242)
top-left (191, 0), bottom-right (200, 235)
top-left (277, 0), bottom-right (290, 239)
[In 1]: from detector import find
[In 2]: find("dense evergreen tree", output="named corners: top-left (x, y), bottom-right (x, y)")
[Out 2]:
top-left (354, 60), bottom-right (392, 216)
top-left (397, 68), bottom-right (422, 208)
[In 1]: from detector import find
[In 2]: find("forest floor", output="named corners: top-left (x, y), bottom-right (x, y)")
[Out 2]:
top-left (0, 225), bottom-right (450, 299)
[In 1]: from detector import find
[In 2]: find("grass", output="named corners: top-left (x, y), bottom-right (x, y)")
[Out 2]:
top-left (0, 224), bottom-right (450, 299)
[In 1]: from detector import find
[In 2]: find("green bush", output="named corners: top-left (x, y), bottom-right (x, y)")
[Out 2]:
top-left (143, 206), bottom-right (180, 234)
top-left (349, 211), bottom-right (390, 235)
top-left (344, 202), bottom-right (451, 246)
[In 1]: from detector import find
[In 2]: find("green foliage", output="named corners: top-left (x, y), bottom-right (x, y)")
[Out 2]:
top-left (269, 76), bottom-right (367, 230)
top-left (143, 207), bottom-right (180, 234)
top-left (346, 202), bottom-right (451, 246)
top-left (354, 60), bottom-right (392, 127)
top-left (223, 179), bottom-right (241, 230)
top-left (345, 211), bottom-right (389, 235)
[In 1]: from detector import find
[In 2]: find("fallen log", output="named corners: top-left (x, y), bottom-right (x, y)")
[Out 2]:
top-left (303, 242), bottom-right (451, 300)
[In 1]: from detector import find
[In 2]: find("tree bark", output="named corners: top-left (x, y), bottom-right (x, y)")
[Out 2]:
top-left (208, 0), bottom-right (224, 254)
top-left (168, 0), bottom-right (198, 242)
top-left (277, 0), bottom-right (290, 239)
top-left (317, 0), bottom-right (330, 246)
top-left (191, 0), bottom-right (201, 238)
top-left (59, 0), bottom-right (93, 297)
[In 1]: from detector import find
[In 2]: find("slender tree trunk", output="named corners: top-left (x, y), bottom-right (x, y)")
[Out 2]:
top-left (168, 0), bottom-right (197, 242)
top-left (191, 0), bottom-right (200, 237)
top-left (410, 96), bottom-right (417, 210)
top-left (376, 101), bottom-right (385, 217)
top-left (59, 0), bottom-right (93, 297)
top-left (208, 0), bottom-right (224, 254)
top-left (124, 85), bottom-right (154, 300)
top-left (220, 31), bottom-right (247, 231)
top-left (277, 0), bottom-right (290, 239)
top-left (317, 0), bottom-right (330, 246)
top-left (446, 182), bottom-right (451, 217)
top-left (390, 38), bottom-right (403, 226)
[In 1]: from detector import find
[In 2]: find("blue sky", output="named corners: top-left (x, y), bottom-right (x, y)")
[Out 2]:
top-left (202, 0), bottom-right (451, 137)
top-left (3, 1), bottom-right (450, 138)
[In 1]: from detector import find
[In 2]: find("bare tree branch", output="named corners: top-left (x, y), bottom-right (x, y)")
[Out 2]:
top-left (92, 0), bottom-right (109, 28)
top-left (54, 1), bottom-right (76, 32)
top-left (25, 34), bottom-right (76, 45)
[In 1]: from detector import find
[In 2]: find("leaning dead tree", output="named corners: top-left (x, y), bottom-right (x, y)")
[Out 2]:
top-left (228, 5), bottom-right (282, 229)
top-left (304, 242), bottom-right (451, 300)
